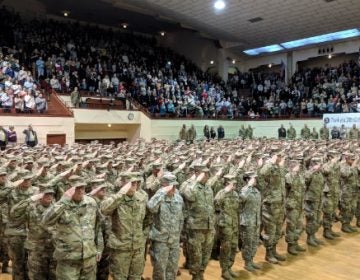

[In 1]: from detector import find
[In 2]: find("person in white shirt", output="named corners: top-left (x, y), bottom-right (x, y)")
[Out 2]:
top-left (24, 91), bottom-right (35, 112)
top-left (35, 93), bottom-right (48, 113)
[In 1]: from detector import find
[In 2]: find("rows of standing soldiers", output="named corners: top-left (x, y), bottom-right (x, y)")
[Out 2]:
top-left (0, 137), bottom-right (360, 280)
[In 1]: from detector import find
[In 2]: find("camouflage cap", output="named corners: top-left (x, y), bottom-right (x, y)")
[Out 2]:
top-left (0, 168), bottom-right (7, 176)
top-left (73, 181), bottom-right (87, 188)
top-left (160, 172), bottom-right (179, 186)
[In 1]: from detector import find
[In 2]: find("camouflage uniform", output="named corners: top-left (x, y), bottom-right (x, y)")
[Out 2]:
top-left (319, 127), bottom-right (329, 140)
top-left (304, 168), bottom-right (325, 246)
top-left (339, 162), bottom-right (358, 232)
top-left (258, 162), bottom-right (286, 263)
top-left (11, 196), bottom-right (56, 280)
top-left (0, 174), bottom-right (11, 272)
top-left (181, 181), bottom-right (215, 280)
top-left (348, 127), bottom-right (359, 139)
top-left (4, 181), bottom-right (37, 280)
top-left (147, 188), bottom-right (184, 280)
top-left (300, 126), bottom-right (311, 140)
top-left (285, 170), bottom-right (306, 254)
top-left (322, 161), bottom-right (341, 238)
top-left (214, 187), bottom-right (240, 278)
top-left (100, 189), bottom-right (148, 280)
top-left (238, 126), bottom-right (246, 140)
top-left (287, 127), bottom-right (296, 140)
top-left (239, 183), bottom-right (261, 270)
top-left (42, 195), bottom-right (103, 280)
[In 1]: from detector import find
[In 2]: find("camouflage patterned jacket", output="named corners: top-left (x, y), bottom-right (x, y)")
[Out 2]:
top-left (340, 163), bottom-right (358, 196)
top-left (258, 163), bottom-right (285, 204)
top-left (4, 185), bottom-right (38, 236)
top-left (305, 170), bottom-right (325, 202)
top-left (0, 181), bottom-right (12, 225)
top-left (181, 182), bottom-right (215, 230)
top-left (147, 188), bottom-right (184, 245)
top-left (285, 171), bottom-right (305, 209)
top-left (11, 199), bottom-right (54, 253)
top-left (239, 184), bottom-right (261, 227)
top-left (42, 195), bottom-right (103, 261)
top-left (100, 190), bottom-right (148, 251)
top-left (214, 189), bottom-right (240, 229)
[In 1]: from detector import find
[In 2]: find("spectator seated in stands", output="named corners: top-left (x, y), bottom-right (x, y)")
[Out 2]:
top-left (1, 91), bottom-right (13, 112)
top-left (35, 93), bottom-right (48, 113)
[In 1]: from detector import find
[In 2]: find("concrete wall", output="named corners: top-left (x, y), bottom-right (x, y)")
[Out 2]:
top-left (0, 116), bottom-right (75, 145)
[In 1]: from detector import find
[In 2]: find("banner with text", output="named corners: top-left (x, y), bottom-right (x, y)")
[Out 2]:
top-left (323, 113), bottom-right (360, 128)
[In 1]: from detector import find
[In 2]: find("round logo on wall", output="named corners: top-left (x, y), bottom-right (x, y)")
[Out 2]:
top-left (128, 113), bottom-right (134, 120)
top-left (324, 117), bottom-right (329, 124)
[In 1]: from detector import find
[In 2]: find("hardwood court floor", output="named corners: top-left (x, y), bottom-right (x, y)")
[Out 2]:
top-left (1, 222), bottom-right (360, 280)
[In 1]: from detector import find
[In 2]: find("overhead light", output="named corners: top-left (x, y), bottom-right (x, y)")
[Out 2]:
top-left (328, 54), bottom-right (332, 59)
top-left (107, 124), bottom-right (112, 128)
top-left (281, 28), bottom-right (360, 49)
top-left (214, 0), bottom-right (226, 10)
top-left (210, 60), bottom-right (214, 65)
top-left (122, 23), bottom-right (128, 29)
top-left (232, 59), bottom-right (236, 64)
top-left (167, 61), bottom-right (171, 65)
top-left (268, 63), bottom-right (272, 68)
top-left (243, 44), bottom-right (284, 55)
top-left (62, 11), bottom-right (70, 17)
top-left (160, 31), bottom-right (166, 36)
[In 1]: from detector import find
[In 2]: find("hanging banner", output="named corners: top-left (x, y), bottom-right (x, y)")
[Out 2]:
top-left (323, 113), bottom-right (360, 128)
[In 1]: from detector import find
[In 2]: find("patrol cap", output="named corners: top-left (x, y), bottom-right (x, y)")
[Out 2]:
top-left (90, 184), bottom-right (108, 195)
top-left (88, 178), bottom-right (105, 184)
top-left (129, 176), bottom-right (142, 183)
top-left (223, 174), bottom-right (237, 183)
top-left (73, 181), bottom-right (87, 188)
top-left (24, 158), bottom-right (34, 164)
top-left (0, 169), bottom-right (7, 176)
top-left (243, 171), bottom-right (257, 179)
top-left (160, 173), bottom-right (179, 186)
top-left (42, 188), bottom-right (55, 194)
top-left (152, 162), bottom-right (162, 169)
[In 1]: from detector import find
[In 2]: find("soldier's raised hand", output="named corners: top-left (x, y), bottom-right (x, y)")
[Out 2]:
top-left (224, 183), bottom-right (235, 193)
top-left (178, 162), bottom-right (186, 170)
top-left (119, 181), bottom-right (136, 195)
top-left (63, 186), bottom-right (76, 200)
top-left (30, 193), bottom-right (44, 201)
top-left (248, 176), bottom-right (257, 187)
top-left (196, 172), bottom-right (205, 182)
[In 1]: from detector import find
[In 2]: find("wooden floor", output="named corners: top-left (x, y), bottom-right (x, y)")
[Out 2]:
top-left (1, 222), bottom-right (360, 280)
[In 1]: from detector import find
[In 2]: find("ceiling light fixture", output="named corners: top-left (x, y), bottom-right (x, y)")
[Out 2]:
top-left (268, 63), bottom-right (272, 68)
top-left (63, 11), bottom-right (70, 17)
top-left (232, 59), bottom-right (236, 64)
top-left (108, 124), bottom-right (112, 128)
top-left (122, 23), bottom-right (128, 29)
top-left (210, 60), bottom-right (214, 65)
top-left (214, 0), bottom-right (226, 10)
top-left (328, 54), bottom-right (332, 59)
top-left (160, 31), bottom-right (166, 36)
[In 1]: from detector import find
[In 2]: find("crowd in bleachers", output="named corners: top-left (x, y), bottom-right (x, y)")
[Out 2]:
top-left (1, 7), bottom-right (360, 118)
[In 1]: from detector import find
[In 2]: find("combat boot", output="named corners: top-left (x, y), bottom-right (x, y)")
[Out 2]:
top-left (229, 269), bottom-right (240, 277)
top-left (250, 261), bottom-right (261, 269)
top-left (221, 270), bottom-right (234, 280)
top-left (348, 225), bottom-right (358, 232)
top-left (295, 242), bottom-right (306, 252)
top-left (307, 234), bottom-right (318, 247)
top-left (244, 261), bottom-right (256, 272)
top-left (313, 236), bottom-right (325, 245)
top-left (323, 229), bottom-right (335, 240)
top-left (341, 224), bottom-right (353, 233)
top-left (287, 243), bottom-right (298, 255)
top-left (265, 247), bottom-right (278, 264)
top-left (329, 228), bottom-right (341, 238)
top-left (273, 246), bottom-right (286, 261)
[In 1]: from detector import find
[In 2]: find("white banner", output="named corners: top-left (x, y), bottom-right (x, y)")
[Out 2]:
top-left (323, 113), bottom-right (360, 128)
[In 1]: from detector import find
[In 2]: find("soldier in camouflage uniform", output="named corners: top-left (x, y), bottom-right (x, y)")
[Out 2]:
top-left (339, 153), bottom-right (358, 233)
top-left (287, 124), bottom-right (297, 140)
top-left (100, 176), bottom-right (148, 280)
top-left (147, 173), bottom-right (184, 280)
top-left (0, 169), bottom-right (11, 273)
top-left (285, 159), bottom-right (307, 255)
top-left (239, 171), bottom-right (261, 271)
top-left (238, 125), bottom-right (246, 140)
top-left (258, 153), bottom-right (286, 264)
top-left (304, 157), bottom-right (326, 246)
top-left (42, 182), bottom-right (103, 280)
top-left (181, 168), bottom-right (215, 280)
top-left (310, 128), bottom-right (319, 140)
top-left (300, 124), bottom-right (311, 140)
top-left (319, 125), bottom-right (329, 140)
top-left (245, 125), bottom-right (254, 139)
top-left (214, 174), bottom-right (240, 279)
top-left (186, 125), bottom-right (197, 144)
top-left (89, 183), bottom-right (112, 280)
top-left (4, 174), bottom-right (38, 280)
top-left (11, 188), bottom-right (56, 280)
top-left (348, 124), bottom-right (359, 139)
top-left (322, 152), bottom-right (341, 239)
top-left (179, 124), bottom-right (187, 141)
